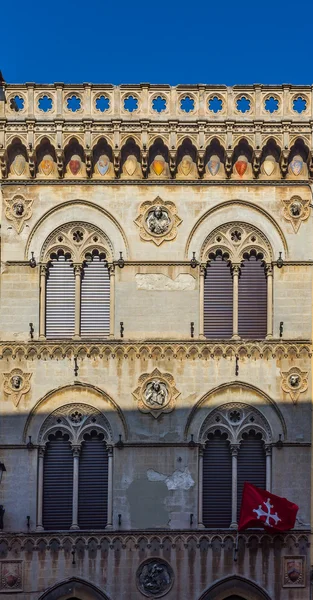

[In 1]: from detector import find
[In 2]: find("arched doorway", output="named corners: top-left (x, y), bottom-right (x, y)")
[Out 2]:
top-left (199, 575), bottom-right (271, 600)
top-left (38, 578), bottom-right (111, 600)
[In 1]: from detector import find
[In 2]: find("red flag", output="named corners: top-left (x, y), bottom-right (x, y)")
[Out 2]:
top-left (238, 482), bottom-right (298, 532)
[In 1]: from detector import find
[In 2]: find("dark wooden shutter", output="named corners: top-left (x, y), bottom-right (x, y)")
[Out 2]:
top-left (203, 431), bottom-right (232, 528)
top-left (78, 432), bottom-right (108, 529)
top-left (46, 255), bottom-right (75, 339)
top-left (43, 432), bottom-right (73, 530)
top-left (81, 256), bottom-right (110, 338)
top-left (238, 255), bottom-right (267, 339)
top-left (237, 432), bottom-right (266, 520)
top-left (204, 255), bottom-right (233, 339)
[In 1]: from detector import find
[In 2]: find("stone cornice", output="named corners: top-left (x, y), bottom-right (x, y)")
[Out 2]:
top-left (0, 340), bottom-right (311, 360)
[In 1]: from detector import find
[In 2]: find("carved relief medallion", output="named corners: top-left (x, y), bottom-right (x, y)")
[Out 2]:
top-left (0, 561), bottom-right (23, 592)
top-left (136, 559), bottom-right (174, 597)
top-left (281, 367), bottom-right (308, 404)
top-left (282, 195), bottom-right (310, 232)
top-left (4, 194), bottom-right (34, 233)
top-left (3, 369), bottom-right (32, 407)
top-left (135, 198), bottom-right (182, 246)
top-left (11, 154), bottom-right (26, 177)
top-left (132, 368), bottom-right (180, 418)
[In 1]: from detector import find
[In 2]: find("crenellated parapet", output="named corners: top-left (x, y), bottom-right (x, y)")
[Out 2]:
top-left (1, 83), bottom-right (313, 180)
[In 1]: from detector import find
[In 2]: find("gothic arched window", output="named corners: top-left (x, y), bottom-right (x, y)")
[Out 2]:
top-left (40, 223), bottom-right (113, 340)
top-left (201, 404), bottom-right (270, 529)
top-left (37, 404), bottom-right (112, 531)
top-left (202, 224), bottom-right (273, 340)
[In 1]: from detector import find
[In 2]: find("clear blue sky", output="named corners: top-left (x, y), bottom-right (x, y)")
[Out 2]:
top-left (2, 0), bottom-right (313, 85)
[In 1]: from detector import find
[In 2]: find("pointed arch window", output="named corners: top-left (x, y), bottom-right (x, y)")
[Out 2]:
top-left (37, 405), bottom-right (113, 532)
top-left (200, 404), bottom-right (271, 529)
top-left (201, 224), bottom-right (273, 340)
top-left (40, 223), bottom-right (114, 339)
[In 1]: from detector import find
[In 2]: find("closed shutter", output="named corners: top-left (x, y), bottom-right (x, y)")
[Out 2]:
top-left (78, 432), bottom-right (108, 529)
top-left (43, 433), bottom-right (73, 530)
top-left (204, 255), bottom-right (233, 339)
top-left (238, 256), bottom-right (267, 339)
top-left (237, 432), bottom-right (266, 520)
top-left (46, 256), bottom-right (75, 339)
top-left (203, 431), bottom-right (232, 528)
top-left (81, 256), bottom-right (110, 338)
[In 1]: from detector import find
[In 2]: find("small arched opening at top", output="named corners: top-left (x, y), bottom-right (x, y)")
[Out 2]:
top-left (148, 137), bottom-right (170, 178)
top-left (204, 138), bottom-right (226, 178)
top-left (64, 138), bottom-right (86, 178)
top-left (92, 138), bottom-right (113, 178)
top-left (7, 137), bottom-right (29, 178)
top-left (121, 137), bottom-right (142, 178)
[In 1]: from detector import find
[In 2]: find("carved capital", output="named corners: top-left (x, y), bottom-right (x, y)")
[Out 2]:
top-left (71, 445), bottom-right (81, 457)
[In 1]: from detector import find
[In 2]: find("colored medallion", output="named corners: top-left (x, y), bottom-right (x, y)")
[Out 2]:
top-left (97, 155), bottom-right (110, 176)
top-left (290, 157), bottom-right (303, 176)
top-left (152, 156), bottom-right (165, 176)
top-left (12, 154), bottom-right (26, 176)
top-left (41, 155), bottom-right (53, 176)
top-left (124, 155), bottom-right (137, 176)
top-left (208, 156), bottom-right (220, 176)
top-left (235, 159), bottom-right (247, 177)
top-left (69, 154), bottom-right (81, 176)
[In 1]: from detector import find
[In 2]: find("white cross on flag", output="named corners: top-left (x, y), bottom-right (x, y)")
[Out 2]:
top-left (238, 482), bottom-right (299, 532)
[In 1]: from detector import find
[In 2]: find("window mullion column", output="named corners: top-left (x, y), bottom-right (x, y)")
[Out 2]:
top-left (73, 264), bottom-right (82, 339)
top-left (39, 266), bottom-right (47, 339)
top-left (199, 265), bottom-right (206, 338)
top-left (36, 446), bottom-right (45, 531)
top-left (232, 264), bottom-right (240, 340)
top-left (109, 264), bottom-right (115, 338)
top-left (198, 444), bottom-right (205, 528)
top-left (265, 444), bottom-right (272, 491)
top-left (266, 264), bottom-right (273, 339)
top-left (230, 443), bottom-right (239, 529)
top-left (106, 445), bottom-right (113, 528)
top-left (70, 445), bottom-right (81, 530)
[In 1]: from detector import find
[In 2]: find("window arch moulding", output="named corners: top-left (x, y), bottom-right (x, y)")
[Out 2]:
top-left (40, 221), bottom-right (113, 264)
top-left (38, 402), bottom-right (113, 445)
top-left (199, 402), bottom-right (272, 445)
top-left (201, 222), bottom-right (273, 265)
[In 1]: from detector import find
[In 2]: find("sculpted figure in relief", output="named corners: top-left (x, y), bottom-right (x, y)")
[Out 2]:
top-left (144, 380), bottom-right (168, 407)
top-left (146, 206), bottom-right (170, 235)
top-left (11, 375), bottom-right (22, 390)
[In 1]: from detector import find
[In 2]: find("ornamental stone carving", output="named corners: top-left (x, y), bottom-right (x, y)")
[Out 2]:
top-left (282, 195), bottom-right (310, 232)
top-left (0, 561), bottom-right (23, 592)
top-left (199, 402), bottom-right (272, 444)
top-left (135, 198), bottom-right (182, 246)
top-left (38, 403), bottom-right (112, 444)
top-left (3, 369), bottom-right (32, 407)
top-left (136, 559), bottom-right (174, 597)
top-left (4, 193), bottom-right (33, 233)
top-left (132, 368), bottom-right (180, 418)
top-left (281, 367), bottom-right (308, 404)
top-left (201, 222), bottom-right (273, 263)
top-left (41, 221), bottom-right (113, 263)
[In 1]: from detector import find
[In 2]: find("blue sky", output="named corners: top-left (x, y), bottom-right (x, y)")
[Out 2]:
top-left (2, 0), bottom-right (313, 85)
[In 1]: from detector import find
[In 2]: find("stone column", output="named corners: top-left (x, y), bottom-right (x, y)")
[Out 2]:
top-left (106, 446), bottom-right (113, 528)
top-left (109, 265), bottom-right (115, 338)
top-left (265, 444), bottom-right (272, 491)
top-left (39, 266), bottom-right (47, 339)
top-left (199, 266), bottom-right (206, 338)
top-left (230, 444), bottom-right (239, 529)
top-left (266, 265), bottom-right (273, 339)
top-left (197, 445), bottom-right (205, 527)
top-left (73, 265), bottom-right (82, 339)
top-left (36, 446), bottom-right (45, 531)
top-left (70, 445), bottom-right (80, 530)
top-left (232, 265), bottom-right (240, 339)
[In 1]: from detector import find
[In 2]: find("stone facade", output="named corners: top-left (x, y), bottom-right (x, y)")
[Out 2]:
top-left (0, 82), bottom-right (312, 600)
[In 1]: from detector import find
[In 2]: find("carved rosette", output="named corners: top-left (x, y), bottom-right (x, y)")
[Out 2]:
top-left (282, 195), bottom-right (310, 232)
top-left (281, 367), bottom-right (308, 404)
top-left (3, 369), bottom-right (32, 407)
top-left (132, 368), bottom-right (180, 418)
top-left (136, 558), bottom-right (174, 597)
top-left (4, 194), bottom-right (33, 233)
top-left (134, 198), bottom-right (182, 246)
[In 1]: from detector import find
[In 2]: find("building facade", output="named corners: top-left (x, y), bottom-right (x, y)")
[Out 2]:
top-left (0, 82), bottom-right (312, 600)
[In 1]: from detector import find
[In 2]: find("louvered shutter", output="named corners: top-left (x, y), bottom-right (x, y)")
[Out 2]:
top-left (237, 432), bottom-right (266, 520)
top-left (81, 256), bottom-right (110, 338)
top-left (78, 432), bottom-right (108, 529)
top-left (203, 432), bottom-right (232, 528)
top-left (204, 255), bottom-right (233, 339)
top-left (43, 433), bottom-right (73, 530)
top-left (46, 256), bottom-right (75, 339)
top-left (238, 256), bottom-right (267, 339)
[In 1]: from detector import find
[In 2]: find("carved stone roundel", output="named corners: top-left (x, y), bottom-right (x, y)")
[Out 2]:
top-left (146, 206), bottom-right (171, 236)
top-left (132, 368), bottom-right (180, 419)
top-left (136, 559), bottom-right (174, 598)
top-left (134, 198), bottom-right (182, 246)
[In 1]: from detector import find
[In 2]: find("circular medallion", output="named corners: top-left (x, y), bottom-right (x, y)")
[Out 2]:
top-left (10, 375), bottom-right (23, 390)
top-left (143, 379), bottom-right (170, 409)
top-left (137, 559), bottom-right (173, 597)
top-left (145, 206), bottom-right (172, 237)
top-left (289, 200), bottom-right (302, 218)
